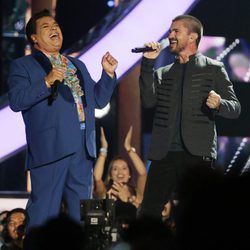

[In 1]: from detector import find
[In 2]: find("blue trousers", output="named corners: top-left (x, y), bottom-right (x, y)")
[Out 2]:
top-left (26, 131), bottom-right (93, 230)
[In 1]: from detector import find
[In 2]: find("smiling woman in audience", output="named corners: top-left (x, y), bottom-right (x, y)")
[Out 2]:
top-left (93, 126), bottom-right (147, 209)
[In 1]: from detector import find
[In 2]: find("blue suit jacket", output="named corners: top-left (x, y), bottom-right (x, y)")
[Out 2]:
top-left (8, 51), bottom-right (117, 169)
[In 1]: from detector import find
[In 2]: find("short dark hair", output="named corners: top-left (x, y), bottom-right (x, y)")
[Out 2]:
top-left (173, 15), bottom-right (203, 46)
top-left (26, 9), bottom-right (51, 46)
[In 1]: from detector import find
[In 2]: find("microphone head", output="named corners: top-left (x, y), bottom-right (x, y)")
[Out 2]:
top-left (131, 47), bottom-right (156, 53)
top-left (131, 39), bottom-right (169, 53)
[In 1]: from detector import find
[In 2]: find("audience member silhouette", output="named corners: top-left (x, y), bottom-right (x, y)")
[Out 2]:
top-left (174, 165), bottom-right (250, 250)
top-left (120, 216), bottom-right (176, 250)
top-left (23, 214), bottom-right (86, 250)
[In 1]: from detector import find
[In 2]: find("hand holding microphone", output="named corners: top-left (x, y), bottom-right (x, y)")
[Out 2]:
top-left (45, 67), bottom-right (65, 87)
top-left (45, 67), bottom-right (66, 102)
top-left (131, 39), bottom-right (169, 59)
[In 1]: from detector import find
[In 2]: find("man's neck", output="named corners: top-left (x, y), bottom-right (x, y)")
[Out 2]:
top-left (177, 48), bottom-right (198, 64)
top-left (34, 47), bottom-right (60, 57)
top-left (43, 51), bottom-right (60, 58)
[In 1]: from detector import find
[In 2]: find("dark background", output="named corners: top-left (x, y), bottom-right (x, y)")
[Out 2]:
top-left (190, 0), bottom-right (250, 39)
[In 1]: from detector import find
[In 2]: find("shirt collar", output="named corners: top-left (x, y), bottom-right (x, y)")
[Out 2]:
top-left (175, 52), bottom-right (200, 64)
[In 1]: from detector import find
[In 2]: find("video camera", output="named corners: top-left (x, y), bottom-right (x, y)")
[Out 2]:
top-left (80, 198), bottom-right (117, 250)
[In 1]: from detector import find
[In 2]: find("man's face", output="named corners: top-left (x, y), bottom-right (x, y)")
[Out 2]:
top-left (168, 20), bottom-right (191, 55)
top-left (31, 16), bottom-right (63, 54)
top-left (7, 212), bottom-right (25, 240)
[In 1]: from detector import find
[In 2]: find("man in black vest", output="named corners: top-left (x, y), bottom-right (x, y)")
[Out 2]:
top-left (139, 15), bottom-right (241, 218)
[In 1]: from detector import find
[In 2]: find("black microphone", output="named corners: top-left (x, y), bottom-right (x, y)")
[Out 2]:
top-left (51, 80), bottom-right (60, 101)
top-left (131, 47), bottom-right (156, 53)
top-left (131, 38), bottom-right (169, 53)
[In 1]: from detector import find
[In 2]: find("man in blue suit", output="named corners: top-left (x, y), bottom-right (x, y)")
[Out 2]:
top-left (8, 9), bottom-right (118, 230)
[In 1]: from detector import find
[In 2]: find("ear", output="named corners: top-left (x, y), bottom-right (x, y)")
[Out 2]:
top-left (31, 34), bottom-right (37, 44)
top-left (190, 32), bottom-right (198, 42)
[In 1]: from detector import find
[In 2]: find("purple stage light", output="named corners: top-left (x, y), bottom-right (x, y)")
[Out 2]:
top-left (0, 106), bottom-right (26, 162)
